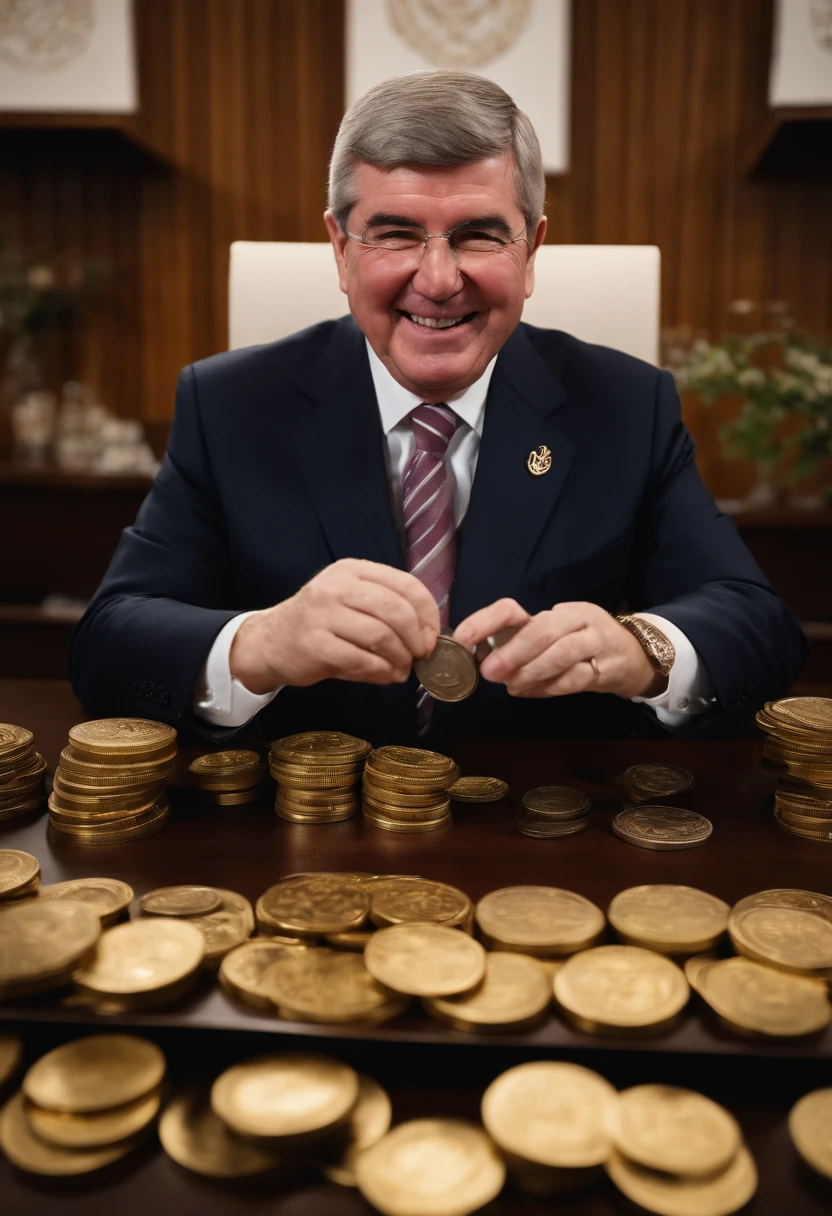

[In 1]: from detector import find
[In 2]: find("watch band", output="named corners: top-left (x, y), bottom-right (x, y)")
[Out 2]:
top-left (615, 614), bottom-right (676, 678)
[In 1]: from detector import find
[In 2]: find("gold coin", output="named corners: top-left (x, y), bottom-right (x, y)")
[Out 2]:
top-left (0, 1032), bottom-right (22, 1087)
top-left (363, 809), bottom-right (453, 833)
top-left (322, 1074), bottom-right (392, 1187)
top-left (414, 634), bottom-right (479, 703)
top-left (256, 875), bottom-right (369, 935)
top-left (140, 885), bottom-right (222, 917)
top-left (59, 747), bottom-right (175, 780)
top-left (789, 1088), bottom-right (832, 1180)
top-left (362, 778), bottom-right (450, 808)
top-left (369, 878), bottom-right (471, 929)
top-left (273, 785), bottom-right (357, 807)
top-left (623, 764), bottom-right (694, 800)
top-left (73, 918), bottom-right (205, 997)
top-left (693, 955), bottom-right (831, 1036)
top-left (369, 745), bottom-right (458, 779)
top-left (364, 922), bottom-right (486, 997)
top-left (275, 803), bottom-right (358, 824)
top-left (361, 794), bottom-right (450, 820)
top-left (49, 809), bottom-right (171, 846)
top-left (0, 900), bottom-right (100, 997)
top-left (447, 776), bottom-right (508, 802)
top-left (612, 1085), bottom-right (741, 1177)
top-left (207, 789), bottom-right (262, 805)
top-left (475, 886), bottom-right (605, 957)
top-left (0, 1090), bottom-right (138, 1176)
top-left (605, 1145), bottom-right (758, 1216)
top-left (270, 732), bottom-right (371, 763)
top-left (211, 1053), bottom-right (359, 1141)
top-left (51, 779), bottom-right (162, 813)
top-left (178, 888), bottom-right (255, 965)
top-left (482, 1060), bottom-right (616, 1168)
top-left (425, 951), bottom-right (551, 1031)
top-left (554, 946), bottom-right (689, 1032)
top-left (159, 1086), bottom-right (285, 1177)
top-left (23, 1034), bottom-right (165, 1113)
top-left (0, 754), bottom-right (46, 792)
top-left (355, 1117), bottom-right (505, 1216)
top-left (515, 808), bottom-right (590, 839)
top-left (608, 886), bottom-right (730, 954)
top-left (522, 786), bottom-right (590, 817)
top-left (325, 930), bottom-right (375, 950)
top-left (219, 939), bottom-right (307, 1011)
top-left (260, 946), bottom-right (404, 1023)
top-left (362, 763), bottom-right (458, 792)
top-left (189, 749), bottom-right (261, 774)
top-left (38, 878), bottom-right (134, 927)
top-left (26, 1085), bottom-right (162, 1149)
top-left (612, 806), bottom-right (713, 851)
top-left (0, 849), bottom-right (39, 898)
top-left (0, 724), bottom-right (34, 760)
top-left (728, 889), bottom-right (832, 976)
top-left (774, 810), bottom-right (832, 841)
top-left (770, 696), bottom-right (832, 732)
top-left (68, 718), bottom-right (176, 760)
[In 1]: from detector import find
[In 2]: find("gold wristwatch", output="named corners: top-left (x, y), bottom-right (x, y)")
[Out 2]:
top-left (615, 615), bottom-right (676, 680)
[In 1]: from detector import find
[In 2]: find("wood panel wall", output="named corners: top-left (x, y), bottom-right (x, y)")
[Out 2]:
top-left (1, 0), bottom-right (831, 490)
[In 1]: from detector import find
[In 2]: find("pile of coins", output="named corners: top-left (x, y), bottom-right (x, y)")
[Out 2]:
top-left (0, 1034), bottom-right (164, 1176)
top-left (516, 785), bottom-right (591, 838)
top-left (622, 762), bottom-right (694, 804)
top-left (0, 894), bottom-right (102, 1000)
top-left (73, 917), bottom-right (206, 1012)
top-left (757, 696), bottom-right (832, 840)
top-left (0, 848), bottom-right (41, 903)
top-left (362, 746), bottom-right (459, 832)
top-left (269, 732), bottom-right (371, 823)
top-left (139, 884), bottom-right (255, 970)
top-left (48, 718), bottom-right (177, 845)
top-left (188, 749), bottom-right (265, 805)
top-left (0, 724), bottom-right (47, 822)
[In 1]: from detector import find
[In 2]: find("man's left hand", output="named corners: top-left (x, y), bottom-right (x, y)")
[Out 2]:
top-left (454, 599), bottom-right (666, 700)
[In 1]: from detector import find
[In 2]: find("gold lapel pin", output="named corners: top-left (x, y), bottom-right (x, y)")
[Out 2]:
top-left (527, 445), bottom-right (552, 476)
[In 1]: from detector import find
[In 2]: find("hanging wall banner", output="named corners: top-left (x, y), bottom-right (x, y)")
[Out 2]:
top-left (346, 0), bottom-right (571, 173)
top-left (0, 0), bottom-right (137, 112)
top-left (770, 0), bottom-right (832, 106)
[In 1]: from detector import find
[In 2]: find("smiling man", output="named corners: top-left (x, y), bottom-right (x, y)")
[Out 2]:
top-left (70, 71), bottom-right (805, 742)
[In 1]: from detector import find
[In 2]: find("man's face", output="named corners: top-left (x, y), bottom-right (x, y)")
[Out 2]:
top-left (325, 153), bottom-right (547, 401)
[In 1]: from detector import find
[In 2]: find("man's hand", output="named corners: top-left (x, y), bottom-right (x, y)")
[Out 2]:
top-left (230, 559), bottom-right (440, 694)
top-left (454, 599), bottom-right (664, 700)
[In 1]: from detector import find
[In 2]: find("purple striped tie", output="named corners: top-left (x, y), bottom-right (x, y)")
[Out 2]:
top-left (403, 403), bottom-right (459, 731)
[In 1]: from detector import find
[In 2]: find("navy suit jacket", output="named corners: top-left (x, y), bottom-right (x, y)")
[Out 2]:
top-left (70, 316), bottom-right (806, 744)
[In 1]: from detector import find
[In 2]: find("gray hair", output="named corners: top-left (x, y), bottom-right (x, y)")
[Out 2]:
top-left (328, 70), bottom-right (545, 239)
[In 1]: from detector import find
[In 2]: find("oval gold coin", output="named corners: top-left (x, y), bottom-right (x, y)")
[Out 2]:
top-left (355, 1118), bottom-right (505, 1216)
top-left (608, 885), bottom-right (730, 954)
top-left (364, 922), bottom-right (486, 997)
top-left (26, 1085), bottom-right (162, 1149)
top-left (257, 874), bottom-right (369, 935)
top-left (522, 786), bottom-right (590, 817)
top-left (414, 635), bottom-right (479, 703)
top-left (482, 1060), bottom-right (617, 1168)
top-left (260, 947), bottom-right (403, 1023)
top-left (211, 1053), bottom-right (359, 1141)
top-left (623, 764), bottom-right (694, 799)
top-left (605, 1145), bottom-right (758, 1216)
top-left (139, 885), bottom-right (222, 917)
top-left (0, 724), bottom-right (34, 756)
top-left (425, 952), bottom-right (551, 1032)
top-left (24, 1034), bottom-right (166, 1113)
top-left (189, 749), bottom-right (261, 774)
top-left (219, 939), bottom-right (307, 1011)
top-left (447, 776), bottom-right (509, 802)
top-left (789, 1088), bottom-right (832, 1180)
top-left (612, 806), bottom-right (713, 851)
top-left (38, 878), bottom-right (134, 926)
top-left (0, 1032), bottom-right (22, 1087)
top-left (0, 900), bottom-right (101, 995)
top-left (159, 1086), bottom-right (285, 1177)
top-left (729, 890), bottom-right (832, 977)
top-left (475, 886), bottom-right (605, 956)
top-left (369, 878), bottom-right (470, 928)
top-left (68, 718), bottom-right (176, 760)
top-left (772, 696), bottom-right (832, 731)
top-left (322, 1074), bottom-right (392, 1187)
top-left (0, 1091), bottom-right (138, 1176)
top-left (554, 946), bottom-right (689, 1032)
top-left (694, 956), bottom-right (832, 1036)
top-left (73, 918), bottom-right (205, 997)
top-left (612, 1085), bottom-right (742, 1178)
top-left (0, 849), bottom-right (39, 898)
top-left (270, 731), bottom-right (371, 763)
top-left (369, 745), bottom-right (458, 779)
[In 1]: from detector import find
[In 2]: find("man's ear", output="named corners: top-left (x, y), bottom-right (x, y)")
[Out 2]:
top-left (324, 211), bottom-right (349, 295)
top-left (524, 215), bottom-right (548, 299)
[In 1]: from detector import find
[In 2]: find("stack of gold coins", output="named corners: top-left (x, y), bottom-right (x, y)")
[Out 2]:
top-left (362, 746), bottom-right (459, 832)
top-left (72, 917), bottom-right (206, 1012)
top-left (0, 725), bottom-right (47, 822)
top-left (49, 718), bottom-right (177, 845)
top-left (0, 1035), bottom-right (165, 1177)
top-left (188, 750), bottom-right (265, 805)
top-left (757, 697), bottom-right (832, 838)
top-left (0, 848), bottom-right (41, 902)
top-left (0, 899), bottom-right (101, 1000)
top-left (269, 732), bottom-right (371, 823)
top-left (606, 1084), bottom-right (757, 1215)
top-left (516, 786), bottom-right (591, 839)
top-left (139, 885), bottom-right (255, 969)
top-left (38, 877), bottom-right (134, 927)
top-left (622, 762), bottom-right (694, 804)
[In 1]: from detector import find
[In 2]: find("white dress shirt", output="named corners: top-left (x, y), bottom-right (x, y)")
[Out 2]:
top-left (194, 342), bottom-right (714, 728)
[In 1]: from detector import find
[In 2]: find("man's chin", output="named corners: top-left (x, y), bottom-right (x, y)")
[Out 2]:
top-left (389, 342), bottom-right (488, 398)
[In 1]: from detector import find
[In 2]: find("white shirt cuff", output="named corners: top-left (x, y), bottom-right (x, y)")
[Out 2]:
top-left (629, 612), bottom-right (716, 727)
top-left (192, 611), bottom-right (281, 727)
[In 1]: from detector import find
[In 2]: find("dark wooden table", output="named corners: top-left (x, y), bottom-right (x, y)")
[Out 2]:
top-left (1, 679), bottom-right (832, 1215)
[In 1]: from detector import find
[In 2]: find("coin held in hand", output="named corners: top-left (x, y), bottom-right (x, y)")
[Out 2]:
top-left (414, 634), bottom-right (478, 703)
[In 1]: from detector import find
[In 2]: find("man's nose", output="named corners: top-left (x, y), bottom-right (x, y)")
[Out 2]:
top-left (410, 236), bottom-right (464, 299)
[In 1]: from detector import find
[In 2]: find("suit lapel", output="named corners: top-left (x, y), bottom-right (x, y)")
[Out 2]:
top-left (292, 318), bottom-right (403, 570)
top-left (452, 325), bottom-right (575, 623)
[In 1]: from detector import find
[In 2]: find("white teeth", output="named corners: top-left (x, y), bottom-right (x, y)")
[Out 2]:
top-left (408, 314), bottom-right (466, 329)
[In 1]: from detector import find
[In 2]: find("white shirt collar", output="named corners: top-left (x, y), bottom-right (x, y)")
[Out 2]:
top-left (366, 339), bottom-right (496, 437)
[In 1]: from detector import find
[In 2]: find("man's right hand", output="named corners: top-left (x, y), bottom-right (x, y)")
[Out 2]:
top-left (229, 559), bottom-right (440, 694)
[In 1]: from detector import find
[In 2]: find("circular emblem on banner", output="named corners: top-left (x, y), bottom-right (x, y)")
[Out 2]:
top-left (0, 0), bottom-right (94, 72)
top-left (387, 0), bottom-right (532, 70)
top-left (811, 0), bottom-right (832, 52)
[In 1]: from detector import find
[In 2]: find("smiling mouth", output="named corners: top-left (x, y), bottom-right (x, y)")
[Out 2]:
top-left (400, 311), bottom-right (477, 330)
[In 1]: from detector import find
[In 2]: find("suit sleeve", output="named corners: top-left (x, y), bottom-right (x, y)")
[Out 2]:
top-left (69, 365), bottom-right (241, 732)
top-left (627, 370), bottom-right (807, 728)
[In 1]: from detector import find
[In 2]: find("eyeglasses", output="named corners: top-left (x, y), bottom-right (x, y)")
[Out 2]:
top-left (346, 222), bottom-right (530, 263)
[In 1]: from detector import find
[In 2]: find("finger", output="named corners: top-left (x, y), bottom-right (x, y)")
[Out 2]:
top-left (342, 581), bottom-right (430, 658)
top-left (330, 607), bottom-right (413, 675)
top-left (509, 662), bottom-right (598, 699)
top-left (507, 627), bottom-right (600, 693)
top-left (351, 561), bottom-right (441, 641)
top-left (453, 598), bottom-right (530, 649)
top-left (478, 611), bottom-right (557, 681)
top-left (317, 632), bottom-right (410, 685)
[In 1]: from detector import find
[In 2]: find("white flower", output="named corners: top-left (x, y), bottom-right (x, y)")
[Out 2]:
top-left (27, 265), bottom-right (56, 292)
top-left (737, 368), bottom-right (765, 389)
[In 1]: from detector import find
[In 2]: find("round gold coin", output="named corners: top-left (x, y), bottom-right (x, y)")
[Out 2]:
top-left (554, 945), bottom-right (689, 1032)
top-left (728, 889), bottom-right (832, 977)
top-left (270, 732), bottom-right (371, 764)
top-left (364, 922), bottom-right (486, 997)
top-left (27, 1085), bottom-right (162, 1149)
top-left (414, 634), bottom-right (479, 703)
top-left (73, 918), bottom-right (205, 997)
top-left (447, 776), bottom-right (508, 802)
top-left (789, 1088), bottom-right (832, 1180)
top-left (363, 809), bottom-right (452, 833)
top-left (612, 1085), bottom-right (742, 1178)
top-left (23, 1034), bottom-right (166, 1113)
top-left (522, 786), bottom-right (590, 817)
top-left (257, 875), bottom-right (369, 936)
top-left (177, 889), bottom-right (255, 965)
top-left (608, 885), bottom-right (730, 954)
top-left (189, 749), bottom-right (261, 774)
top-left (0, 1091), bottom-right (138, 1176)
top-left (0, 849), bottom-right (39, 898)
top-left (0, 900), bottom-right (101, 997)
top-left (0, 724), bottom-right (34, 754)
top-left (612, 806), bottom-right (713, 851)
top-left (37, 878), bottom-right (134, 926)
top-left (475, 886), bottom-right (605, 957)
top-left (260, 947), bottom-right (404, 1023)
top-left (482, 1060), bottom-right (617, 1168)
top-left (623, 764), bottom-right (694, 800)
top-left (211, 1053), bottom-right (359, 1141)
top-left (322, 1074), bottom-right (392, 1187)
top-left (605, 1145), bottom-right (758, 1216)
top-left (369, 745), bottom-right (458, 779)
top-left (219, 939), bottom-right (307, 1011)
top-left (139, 885), bottom-right (222, 917)
top-left (0, 1033), bottom-right (22, 1087)
top-left (772, 696), bottom-right (832, 732)
top-left (425, 951), bottom-right (551, 1032)
top-left (515, 808), bottom-right (590, 839)
top-left (693, 955), bottom-right (831, 1036)
top-left (68, 719), bottom-right (177, 760)
top-left (355, 1118), bottom-right (505, 1216)
top-left (159, 1086), bottom-right (285, 1177)
top-left (369, 878), bottom-right (471, 929)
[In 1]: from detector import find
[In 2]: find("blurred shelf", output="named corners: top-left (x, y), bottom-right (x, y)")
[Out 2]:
top-left (0, 461), bottom-right (153, 491)
top-left (0, 112), bottom-right (169, 162)
top-left (742, 106), bottom-right (832, 177)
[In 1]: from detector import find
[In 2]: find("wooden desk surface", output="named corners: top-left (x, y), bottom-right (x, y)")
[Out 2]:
top-left (1, 679), bottom-right (832, 1215)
